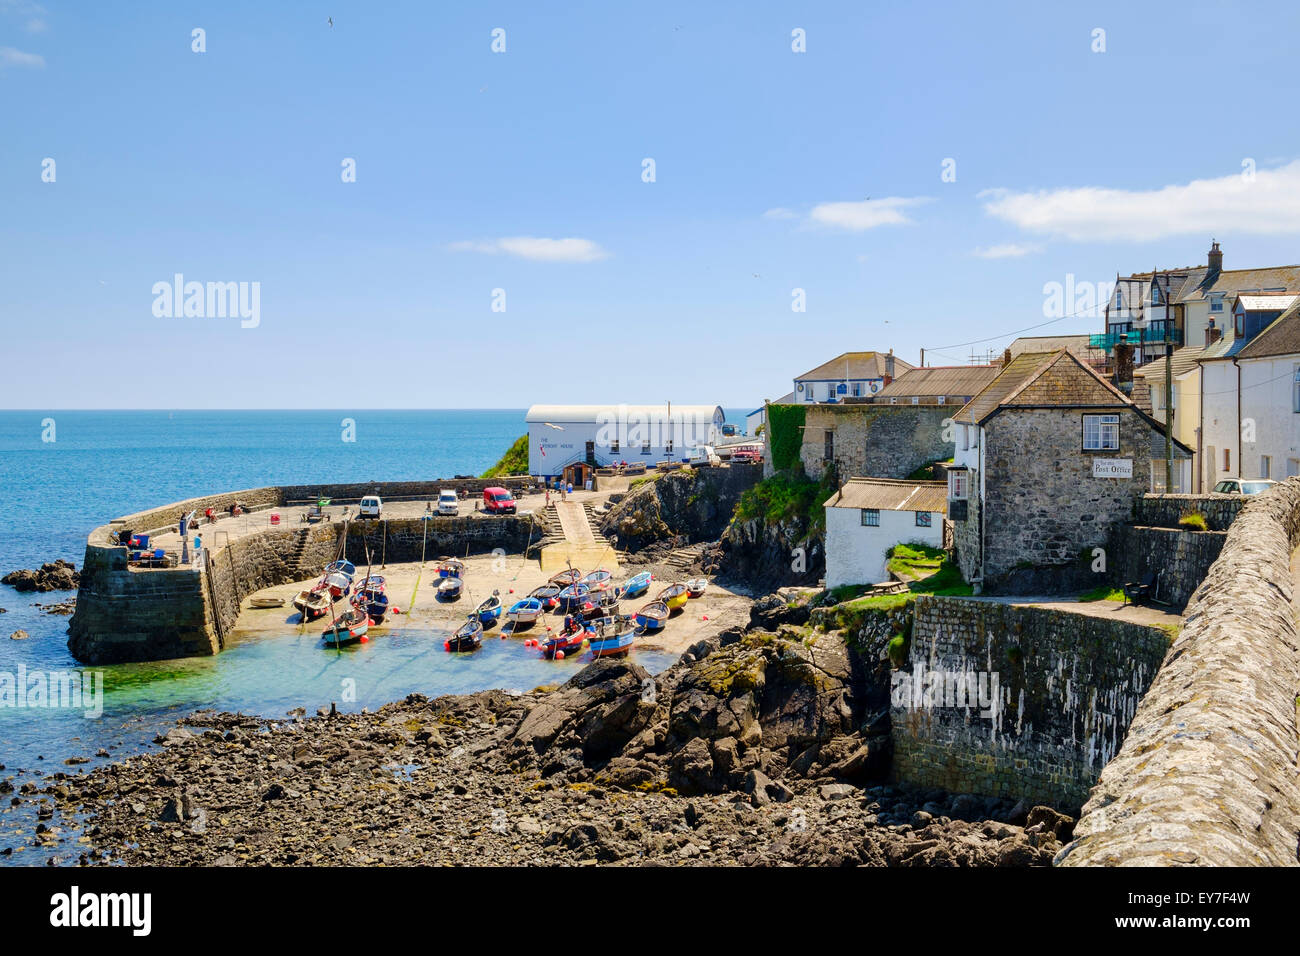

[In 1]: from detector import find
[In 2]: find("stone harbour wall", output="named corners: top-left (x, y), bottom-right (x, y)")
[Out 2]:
top-left (890, 596), bottom-right (1171, 813)
top-left (1060, 478), bottom-right (1300, 867)
top-left (1134, 493), bottom-right (1246, 532)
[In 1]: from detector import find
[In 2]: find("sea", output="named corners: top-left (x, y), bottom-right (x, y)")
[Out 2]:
top-left (0, 409), bottom-right (745, 864)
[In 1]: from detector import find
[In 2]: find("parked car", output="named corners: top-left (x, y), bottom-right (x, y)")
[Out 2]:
top-left (1212, 478), bottom-right (1278, 495)
top-left (482, 486), bottom-right (517, 514)
top-left (719, 423), bottom-right (740, 438)
top-left (358, 495), bottom-right (383, 518)
top-left (437, 489), bottom-right (459, 516)
top-left (730, 447), bottom-right (763, 464)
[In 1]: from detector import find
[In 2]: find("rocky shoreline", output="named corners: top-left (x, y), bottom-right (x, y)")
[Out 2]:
top-left (2, 560), bottom-right (79, 594)
top-left (18, 603), bottom-right (1075, 867)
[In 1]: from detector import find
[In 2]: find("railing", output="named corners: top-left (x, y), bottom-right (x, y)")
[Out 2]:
top-left (1089, 326), bottom-right (1184, 352)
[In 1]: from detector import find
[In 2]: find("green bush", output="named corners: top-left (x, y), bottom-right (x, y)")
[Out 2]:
top-left (887, 635), bottom-right (908, 667)
top-left (481, 434), bottom-right (529, 479)
top-left (1179, 512), bottom-right (1208, 531)
top-left (734, 468), bottom-right (837, 536)
top-left (766, 404), bottom-right (806, 472)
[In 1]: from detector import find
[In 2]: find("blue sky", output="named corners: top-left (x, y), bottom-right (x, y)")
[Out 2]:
top-left (4, 0), bottom-right (1300, 409)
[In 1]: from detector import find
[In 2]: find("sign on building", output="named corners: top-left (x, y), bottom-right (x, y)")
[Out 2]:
top-left (1092, 458), bottom-right (1133, 478)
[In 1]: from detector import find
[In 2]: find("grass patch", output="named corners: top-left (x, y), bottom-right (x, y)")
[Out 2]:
top-left (481, 434), bottom-right (529, 479)
top-left (1178, 512), bottom-right (1208, 531)
top-left (1078, 586), bottom-right (1124, 603)
top-left (734, 468), bottom-right (837, 537)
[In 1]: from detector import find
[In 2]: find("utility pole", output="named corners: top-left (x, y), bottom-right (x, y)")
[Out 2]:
top-left (1162, 271), bottom-right (1173, 492)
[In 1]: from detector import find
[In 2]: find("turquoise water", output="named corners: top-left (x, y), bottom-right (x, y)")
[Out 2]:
top-left (0, 409), bottom-right (740, 864)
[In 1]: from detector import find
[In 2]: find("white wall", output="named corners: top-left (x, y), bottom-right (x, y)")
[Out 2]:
top-left (1240, 355), bottom-right (1300, 479)
top-left (825, 506), bottom-right (945, 588)
top-left (1200, 360), bottom-right (1239, 485)
top-left (529, 417), bottom-right (721, 477)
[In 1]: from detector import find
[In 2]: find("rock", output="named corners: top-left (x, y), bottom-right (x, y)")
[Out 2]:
top-left (9, 630), bottom-right (28, 641)
top-left (818, 783), bottom-right (857, 801)
top-left (2, 561), bottom-right (79, 593)
top-left (911, 810), bottom-right (934, 828)
top-left (154, 727), bottom-right (196, 747)
top-left (1026, 805), bottom-right (1075, 841)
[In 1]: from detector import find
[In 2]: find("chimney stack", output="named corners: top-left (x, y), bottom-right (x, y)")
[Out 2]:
top-left (1206, 318), bottom-right (1222, 346)
top-left (1114, 339), bottom-right (1135, 392)
top-left (1002, 347), bottom-right (1012, 366)
top-left (1207, 239), bottom-right (1223, 273)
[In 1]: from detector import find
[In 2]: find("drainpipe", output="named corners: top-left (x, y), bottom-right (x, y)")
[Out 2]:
top-left (1235, 358), bottom-right (1242, 477)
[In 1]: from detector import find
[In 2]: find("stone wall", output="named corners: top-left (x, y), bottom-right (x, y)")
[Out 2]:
top-left (278, 476), bottom-right (531, 504)
top-left (1060, 478), bottom-right (1300, 867)
top-left (1115, 525), bottom-right (1226, 609)
top-left (1134, 493), bottom-right (1246, 531)
top-left (800, 405), bottom-right (953, 483)
top-left (890, 596), bottom-right (1171, 812)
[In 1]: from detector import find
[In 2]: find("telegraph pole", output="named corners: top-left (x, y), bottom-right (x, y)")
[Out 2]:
top-left (1162, 271), bottom-right (1174, 492)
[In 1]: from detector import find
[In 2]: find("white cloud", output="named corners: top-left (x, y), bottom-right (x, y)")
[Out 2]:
top-left (972, 242), bottom-right (1040, 259)
top-left (448, 237), bottom-right (609, 263)
top-left (981, 161), bottom-right (1300, 241)
top-left (805, 196), bottom-right (932, 231)
top-left (0, 45), bottom-right (44, 68)
top-left (762, 207), bottom-right (798, 220)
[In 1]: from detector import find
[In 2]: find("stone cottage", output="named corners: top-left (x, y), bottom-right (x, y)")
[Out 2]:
top-left (947, 349), bottom-right (1192, 592)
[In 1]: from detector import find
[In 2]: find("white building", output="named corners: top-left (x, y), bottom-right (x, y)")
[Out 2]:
top-left (794, 351), bottom-right (911, 403)
top-left (524, 404), bottom-right (725, 478)
top-left (823, 478), bottom-right (947, 588)
top-left (1199, 299), bottom-right (1300, 484)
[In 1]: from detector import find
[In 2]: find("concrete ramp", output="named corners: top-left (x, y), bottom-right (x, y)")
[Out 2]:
top-left (539, 500), bottom-right (619, 573)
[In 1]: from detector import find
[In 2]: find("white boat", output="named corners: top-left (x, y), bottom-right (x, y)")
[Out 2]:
top-left (437, 576), bottom-right (463, 600)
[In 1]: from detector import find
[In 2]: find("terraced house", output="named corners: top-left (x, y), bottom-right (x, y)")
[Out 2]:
top-left (947, 349), bottom-right (1191, 592)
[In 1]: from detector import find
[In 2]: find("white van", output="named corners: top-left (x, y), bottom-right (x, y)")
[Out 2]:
top-left (689, 445), bottom-right (721, 467)
top-left (359, 495), bottom-right (383, 518)
top-left (437, 489), bottom-right (459, 516)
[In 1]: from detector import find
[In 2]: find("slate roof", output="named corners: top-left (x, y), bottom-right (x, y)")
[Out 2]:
top-left (1177, 265), bottom-right (1300, 304)
top-left (1134, 346), bottom-right (1206, 385)
top-left (825, 478), bottom-right (948, 514)
top-left (1237, 302), bottom-right (1300, 359)
top-left (874, 365), bottom-right (1001, 400)
top-left (953, 350), bottom-right (1130, 424)
top-left (1007, 335), bottom-right (1101, 362)
top-left (796, 351), bottom-right (914, 381)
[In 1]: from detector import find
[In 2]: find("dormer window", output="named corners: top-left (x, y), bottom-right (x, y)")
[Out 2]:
top-left (1210, 294), bottom-right (1224, 312)
top-left (1236, 313), bottom-right (1245, 338)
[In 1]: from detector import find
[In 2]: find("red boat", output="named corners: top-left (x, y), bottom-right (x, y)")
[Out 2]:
top-left (539, 616), bottom-right (590, 660)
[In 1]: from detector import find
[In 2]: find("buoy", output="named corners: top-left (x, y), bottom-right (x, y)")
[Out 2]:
top-left (443, 641), bottom-right (451, 651)
top-left (702, 615), bottom-right (709, 621)
top-left (499, 633), bottom-right (507, 640)
top-left (391, 607), bottom-right (402, 614)
top-left (556, 650), bottom-right (565, 660)
top-left (360, 636), bottom-right (369, 643)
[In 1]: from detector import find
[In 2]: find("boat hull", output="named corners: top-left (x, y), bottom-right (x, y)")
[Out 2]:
top-left (321, 611), bottom-right (369, 646)
top-left (589, 631), bottom-right (635, 658)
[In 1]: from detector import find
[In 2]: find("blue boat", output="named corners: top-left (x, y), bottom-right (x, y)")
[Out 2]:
top-left (446, 616), bottom-right (482, 652)
top-left (557, 583), bottom-right (590, 611)
top-left (620, 571), bottom-right (653, 599)
top-left (634, 600), bottom-right (669, 632)
top-left (506, 598), bottom-right (543, 629)
top-left (325, 560), bottom-right (357, 578)
top-left (588, 618), bottom-right (636, 658)
top-left (475, 591), bottom-right (503, 628)
top-left (437, 558), bottom-right (464, 579)
top-left (356, 587), bottom-right (389, 624)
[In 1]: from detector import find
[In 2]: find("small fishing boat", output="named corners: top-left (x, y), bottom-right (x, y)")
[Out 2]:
top-left (539, 618), bottom-right (589, 659)
top-left (580, 591), bottom-right (620, 621)
top-left (293, 588), bottom-right (331, 621)
top-left (634, 599), bottom-right (669, 632)
top-left (356, 587), bottom-right (389, 624)
top-left (548, 568), bottom-right (582, 588)
top-left (324, 571), bottom-right (353, 600)
top-left (436, 558), bottom-right (465, 579)
top-left (620, 571), bottom-right (653, 599)
top-left (250, 596), bottom-right (285, 609)
top-left (437, 576), bottom-right (463, 600)
top-left (557, 583), bottom-right (590, 612)
top-left (475, 591), bottom-right (503, 628)
top-left (686, 578), bottom-right (708, 598)
top-left (529, 583), bottom-right (562, 611)
top-left (657, 583), bottom-right (689, 613)
top-left (321, 606), bottom-right (369, 647)
top-left (580, 569), bottom-right (613, 593)
top-left (506, 597), bottom-right (543, 629)
top-left (588, 617), bottom-right (636, 659)
top-left (357, 574), bottom-right (386, 592)
top-left (325, 560), bottom-right (357, 579)
top-left (446, 616), bottom-right (483, 652)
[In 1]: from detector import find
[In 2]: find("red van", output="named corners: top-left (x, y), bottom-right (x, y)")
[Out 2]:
top-left (483, 486), bottom-right (517, 514)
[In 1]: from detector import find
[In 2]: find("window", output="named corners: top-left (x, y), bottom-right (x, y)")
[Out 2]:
top-left (1235, 313), bottom-right (1245, 338)
top-left (641, 441), bottom-right (651, 455)
top-left (1292, 368), bottom-right (1300, 413)
top-left (665, 439), bottom-right (673, 455)
top-left (915, 511), bottom-right (932, 528)
top-left (611, 439), bottom-right (619, 454)
top-left (1261, 456), bottom-right (1271, 479)
top-left (851, 382), bottom-right (862, 397)
top-left (937, 396), bottom-right (946, 405)
top-left (1210, 294), bottom-right (1224, 312)
top-left (823, 429), bottom-right (834, 462)
top-left (948, 470), bottom-right (969, 500)
top-left (1082, 414), bottom-right (1120, 451)
top-left (911, 396), bottom-right (920, 405)
top-left (1288, 458), bottom-right (1300, 478)
top-left (860, 508), bottom-right (879, 527)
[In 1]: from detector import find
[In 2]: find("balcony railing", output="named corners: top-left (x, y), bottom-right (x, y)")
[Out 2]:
top-left (1089, 326), bottom-right (1184, 352)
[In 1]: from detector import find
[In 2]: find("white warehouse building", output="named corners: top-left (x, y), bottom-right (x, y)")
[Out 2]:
top-left (525, 404), bottom-right (726, 478)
